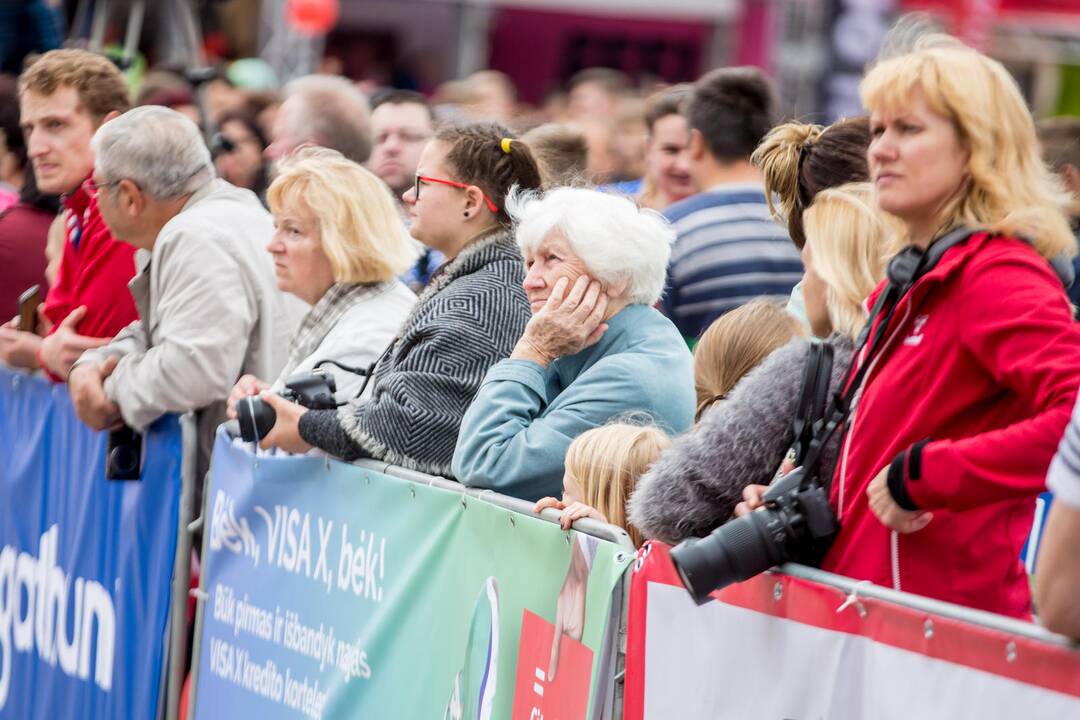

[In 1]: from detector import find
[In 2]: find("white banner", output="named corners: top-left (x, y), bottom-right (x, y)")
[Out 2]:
top-left (625, 543), bottom-right (1080, 720)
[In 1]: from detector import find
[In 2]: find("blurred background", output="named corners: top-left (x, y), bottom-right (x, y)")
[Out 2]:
top-left (3, 0), bottom-right (1078, 125)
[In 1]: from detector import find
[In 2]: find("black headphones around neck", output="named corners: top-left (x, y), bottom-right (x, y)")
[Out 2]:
top-left (884, 226), bottom-right (1075, 291)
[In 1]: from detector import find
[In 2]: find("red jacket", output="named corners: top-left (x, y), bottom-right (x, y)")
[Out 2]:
top-left (40, 180), bottom-right (138, 379)
top-left (823, 232), bottom-right (1080, 619)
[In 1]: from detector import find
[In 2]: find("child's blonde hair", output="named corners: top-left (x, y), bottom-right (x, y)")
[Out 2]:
top-left (564, 423), bottom-right (672, 547)
top-left (693, 299), bottom-right (803, 421)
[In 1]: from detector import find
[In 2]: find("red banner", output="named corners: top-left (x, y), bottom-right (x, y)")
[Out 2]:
top-left (625, 541), bottom-right (1080, 719)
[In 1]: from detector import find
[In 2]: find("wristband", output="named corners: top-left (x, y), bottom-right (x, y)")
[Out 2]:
top-left (886, 449), bottom-right (920, 511)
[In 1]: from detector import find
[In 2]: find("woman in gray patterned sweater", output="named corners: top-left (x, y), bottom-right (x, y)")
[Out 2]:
top-left (257, 123), bottom-right (542, 476)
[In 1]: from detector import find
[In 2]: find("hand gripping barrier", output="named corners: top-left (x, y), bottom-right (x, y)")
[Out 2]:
top-left (188, 427), bottom-right (635, 719)
top-left (0, 366), bottom-right (198, 720)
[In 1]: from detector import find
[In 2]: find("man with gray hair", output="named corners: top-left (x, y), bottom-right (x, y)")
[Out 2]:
top-left (68, 106), bottom-right (290, 478)
top-left (265, 74), bottom-right (372, 164)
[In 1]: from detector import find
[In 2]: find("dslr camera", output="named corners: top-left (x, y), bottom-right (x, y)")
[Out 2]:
top-left (669, 467), bottom-right (837, 604)
top-left (670, 340), bottom-right (839, 605)
top-left (236, 370), bottom-right (338, 442)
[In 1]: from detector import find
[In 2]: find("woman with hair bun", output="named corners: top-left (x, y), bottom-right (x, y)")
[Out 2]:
top-left (752, 116), bottom-right (872, 329)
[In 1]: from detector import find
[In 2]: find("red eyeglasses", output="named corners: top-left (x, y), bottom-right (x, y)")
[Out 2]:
top-left (414, 174), bottom-right (499, 214)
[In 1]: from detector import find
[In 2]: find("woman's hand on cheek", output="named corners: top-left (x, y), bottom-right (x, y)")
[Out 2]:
top-left (257, 392), bottom-right (314, 454)
top-left (512, 275), bottom-right (609, 367)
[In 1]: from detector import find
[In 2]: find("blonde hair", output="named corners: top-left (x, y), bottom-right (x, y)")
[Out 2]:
top-left (267, 147), bottom-right (417, 283)
top-left (860, 35), bottom-right (1075, 260)
top-left (802, 182), bottom-right (896, 338)
top-left (693, 299), bottom-right (802, 421)
top-left (564, 423), bottom-right (672, 548)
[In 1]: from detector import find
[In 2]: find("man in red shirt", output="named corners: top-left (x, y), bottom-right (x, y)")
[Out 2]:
top-left (0, 49), bottom-right (137, 380)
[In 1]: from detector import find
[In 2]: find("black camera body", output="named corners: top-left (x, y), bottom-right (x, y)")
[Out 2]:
top-left (670, 340), bottom-right (839, 605)
top-left (106, 425), bottom-right (143, 480)
top-left (237, 370), bottom-right (338, 443)
top-left (670, 467), bottom-right (837, 604)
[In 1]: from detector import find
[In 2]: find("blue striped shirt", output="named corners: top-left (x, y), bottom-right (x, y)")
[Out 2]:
top-left (662, 184), bottom-right (803, 339)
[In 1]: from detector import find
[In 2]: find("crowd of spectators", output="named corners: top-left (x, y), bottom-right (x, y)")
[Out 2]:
top-left (2, 29), bottom-right (1080, 642)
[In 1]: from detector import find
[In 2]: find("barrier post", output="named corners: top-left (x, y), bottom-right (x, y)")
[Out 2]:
top-left (163, 412), bottom-right (199, 720)
top-left (186, 459), bottom-right (214, 720)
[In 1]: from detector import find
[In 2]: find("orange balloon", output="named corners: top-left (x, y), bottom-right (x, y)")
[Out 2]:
top-left (287, 0), bottom-right (340, 36)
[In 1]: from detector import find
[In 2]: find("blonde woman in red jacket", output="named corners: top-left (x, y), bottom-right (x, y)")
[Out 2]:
top-left (796, 36), bottom-right (1080, 619)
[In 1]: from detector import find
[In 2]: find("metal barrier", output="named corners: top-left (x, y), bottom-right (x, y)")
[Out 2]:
top-left (353, 457), bottom-right (637, 720)
top-left (188, 430), bottom-right (635, 719)
top-left (164, 413), bottom-right (199, 720)
top-left (625, 541), bottom-right (1080, 719)
top-left (780, 561), bottom-right (1079, 650)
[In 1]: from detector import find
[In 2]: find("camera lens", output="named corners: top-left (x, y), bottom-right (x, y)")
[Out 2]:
top-left (237, 396), bottom-right (278, 442)
top-left (670, 510), bottom-right (788, 605)
top-left (109, 444), bottom-right (139, 477)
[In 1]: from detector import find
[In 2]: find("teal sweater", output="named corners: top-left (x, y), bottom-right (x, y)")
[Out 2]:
top-left (451, 304), bottom-right (696, 501)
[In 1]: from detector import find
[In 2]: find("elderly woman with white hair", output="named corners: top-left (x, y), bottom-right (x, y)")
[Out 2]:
top-left (452, 187), bottom-right (696, 501)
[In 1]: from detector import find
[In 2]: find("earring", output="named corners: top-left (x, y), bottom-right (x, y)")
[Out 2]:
top-left (463, 211), bottom-right (470, 218)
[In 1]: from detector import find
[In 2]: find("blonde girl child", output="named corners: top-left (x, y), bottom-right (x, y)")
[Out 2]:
top-left (534, 423), bottom-right (671, 548)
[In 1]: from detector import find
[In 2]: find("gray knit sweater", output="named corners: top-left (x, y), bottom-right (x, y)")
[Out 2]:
top-left (628, 334), bottom-right (854, 544)
top-left (298, 228), bottom-right (530, 476)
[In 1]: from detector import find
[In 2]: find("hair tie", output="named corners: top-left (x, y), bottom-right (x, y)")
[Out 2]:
top-left (500, 137), bottom-right (513, 154)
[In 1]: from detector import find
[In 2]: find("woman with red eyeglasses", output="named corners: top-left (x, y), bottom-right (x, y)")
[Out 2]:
top-left (257, 122), bottom-right (542, 478)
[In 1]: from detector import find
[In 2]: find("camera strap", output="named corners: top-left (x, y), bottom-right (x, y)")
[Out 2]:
top-left (353, 338), bottom-right (398, 400)
top-left (790, 340), bottom-right (833, 467)
top-left (793, 286), bottom-right (897, 491)
top-left (794, 226), bottom-right (977, 490)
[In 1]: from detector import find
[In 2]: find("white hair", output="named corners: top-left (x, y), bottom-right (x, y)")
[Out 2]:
top-left (507, 186), bottom-right (674, 305)
top-left (92, 106), bottom-right (213, 200)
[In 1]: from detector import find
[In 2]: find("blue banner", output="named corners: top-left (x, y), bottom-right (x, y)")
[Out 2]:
top-left (0, 367), bottom-right (183, 719)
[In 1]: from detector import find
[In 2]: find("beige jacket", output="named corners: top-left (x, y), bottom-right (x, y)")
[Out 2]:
top-left (78, 179), bottom-right (290, 476)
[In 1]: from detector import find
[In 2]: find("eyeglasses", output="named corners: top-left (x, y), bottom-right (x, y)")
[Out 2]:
top-left (414, 175), bottom-right (498, 214)
top-left (82, 177), bottom-right (122, 199)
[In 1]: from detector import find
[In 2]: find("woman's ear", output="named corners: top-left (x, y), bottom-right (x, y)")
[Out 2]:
top-left (462, 186), bottom-right (485, 218)
top-left (604, 277), bottom-right (629, 298)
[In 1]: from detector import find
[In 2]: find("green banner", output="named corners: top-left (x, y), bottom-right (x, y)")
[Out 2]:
top-left (195, 432), bottom-right (632, 719)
